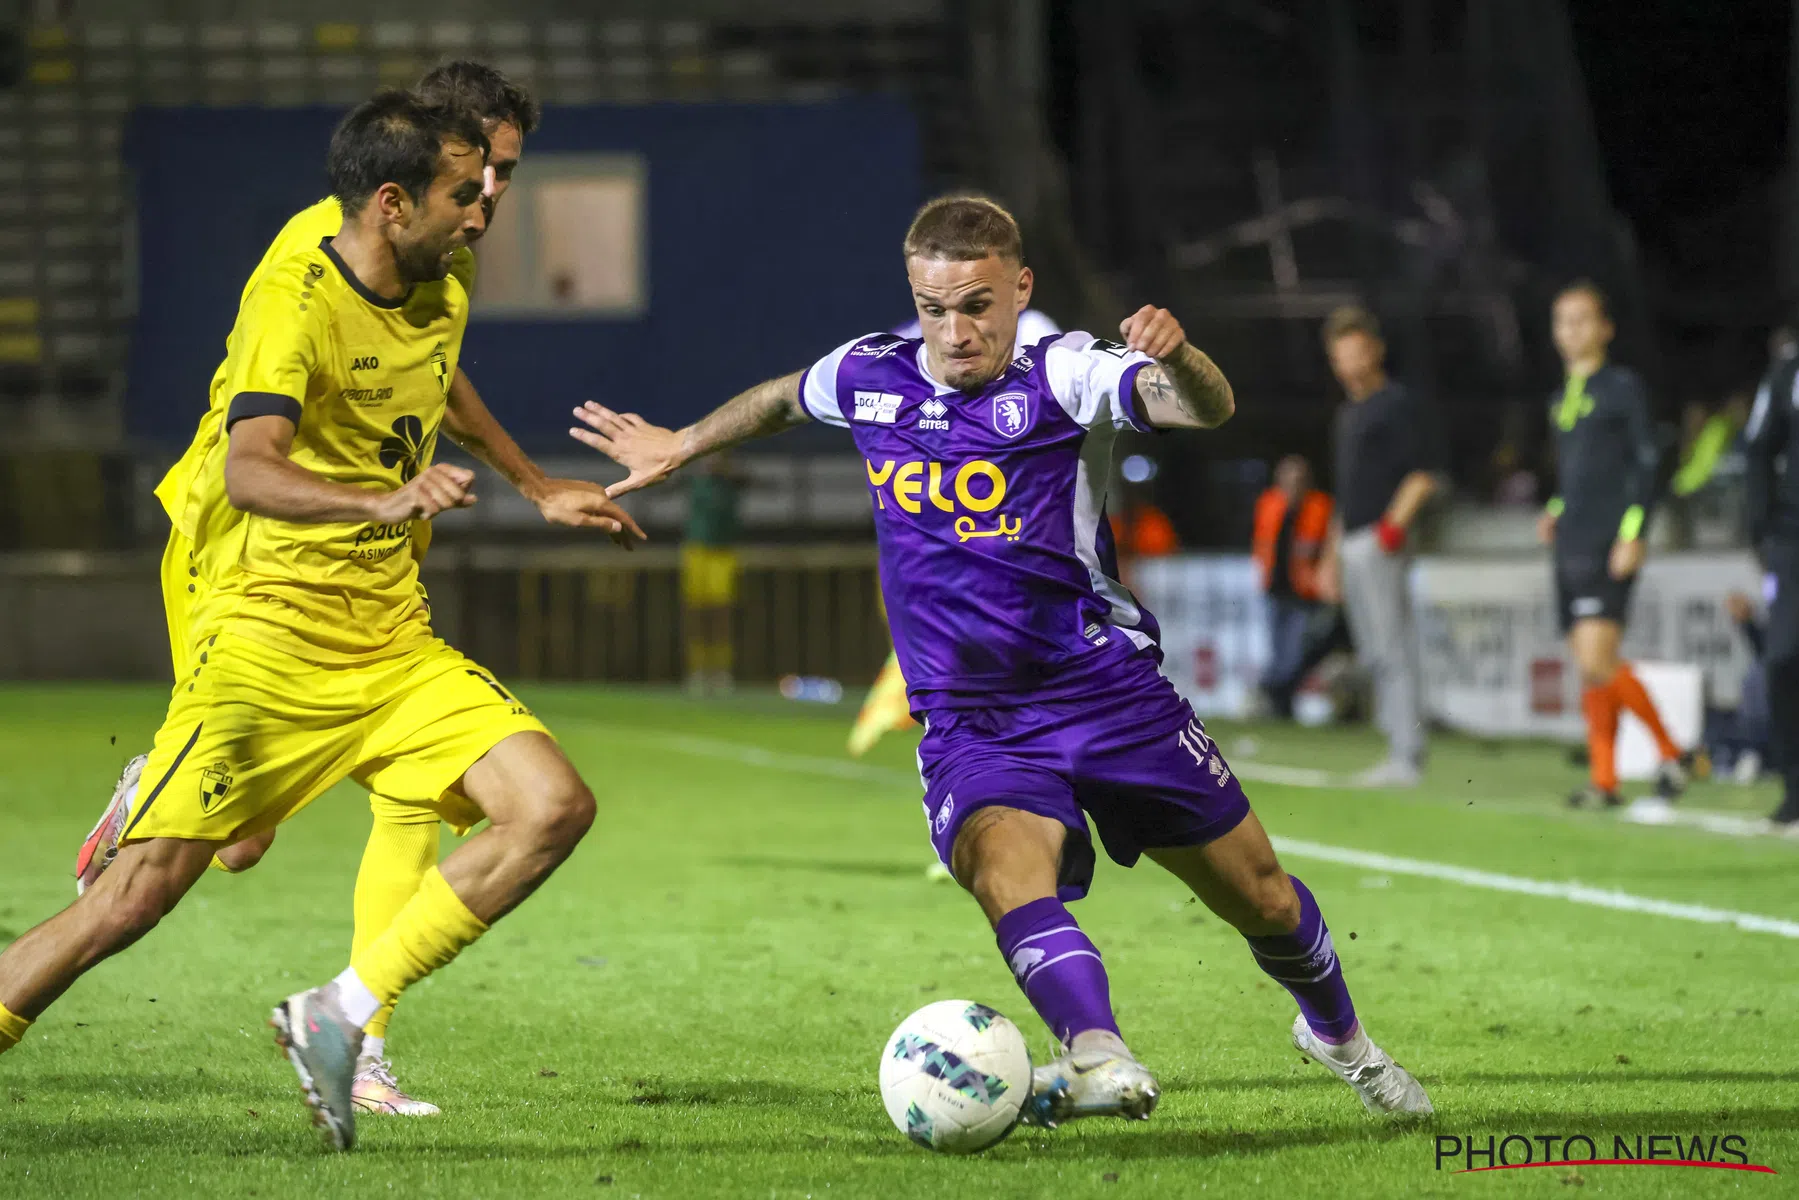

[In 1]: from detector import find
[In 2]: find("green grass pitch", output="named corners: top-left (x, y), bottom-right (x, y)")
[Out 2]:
top-left (1, 683), bottom-right (1795, 1198)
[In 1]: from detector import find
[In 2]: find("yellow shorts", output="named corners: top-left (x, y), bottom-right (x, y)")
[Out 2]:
top-left (680, 543), bottom-right (740, 607)
top-left (123, 626), bottom-right (548, 846)
top-left (161, 528), bottom-right (199, 678)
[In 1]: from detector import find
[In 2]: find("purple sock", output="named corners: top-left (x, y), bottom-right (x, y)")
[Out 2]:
top-left (994, 897), bottom-right (1121, 1046)
top-left (1244, 875), bottom-right (1359, 1043)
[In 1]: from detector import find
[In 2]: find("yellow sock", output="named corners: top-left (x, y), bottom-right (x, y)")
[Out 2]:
top-left (0, 1000), bottom-right (30, 1054)
top-left (351, 811), bottom-right (441, 1040)
top-left (349, 865), bottom-right (487, 1008)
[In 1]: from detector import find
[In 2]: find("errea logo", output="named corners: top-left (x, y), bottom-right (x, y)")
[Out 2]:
top-left (917, 397), bottom-right (950, 431)
top-left (853, 390), bottom-right (903, 424)
top-left (350, 355), bottom-right (380, 371)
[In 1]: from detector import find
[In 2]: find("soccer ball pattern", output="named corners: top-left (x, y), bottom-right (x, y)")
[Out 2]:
top-left (878, 999), bottom-right (1031, 1154)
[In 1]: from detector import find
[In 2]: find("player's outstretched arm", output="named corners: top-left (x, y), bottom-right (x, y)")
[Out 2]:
top-left (446, 367), bottom-right (645, 545)
top-left (226, 413), bottom-right (476, 525)
top-left (571, 370), bottom-right (809, 498)
top-left (1119, 305), bottom-right (1235, 429)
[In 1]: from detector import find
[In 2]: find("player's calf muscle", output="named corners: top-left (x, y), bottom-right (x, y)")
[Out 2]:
top-left (1147, 817), bottom-right (1299, 936)
top-left (0, 838), bottom-right (215, 1017)
top-left (438, 733), bottom-right (595, 922)
top-left (950, 806), bottom-right (1064, 925)
top-left (464, 733), bottom-right (594, 840)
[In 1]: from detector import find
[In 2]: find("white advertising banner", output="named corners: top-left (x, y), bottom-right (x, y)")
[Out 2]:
top-left (1134, 552), bottom-right (1763, 738)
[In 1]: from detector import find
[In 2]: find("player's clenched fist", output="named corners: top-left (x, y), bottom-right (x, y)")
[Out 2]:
top-left (1119, 305), bottom-right (1187, 361)
top-left (370, 462), bottom-right (477, 524)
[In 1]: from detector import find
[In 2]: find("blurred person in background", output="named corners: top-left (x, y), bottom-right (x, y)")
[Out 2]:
top-left (1708, 591), bottom-right (1770, 784)
top-left (1253, 455), bottom-right (1333, 719)
top-left (1108, 455), bottom-right (1179, 593)
top-left (1316, 307), bottom-right (1443, 788)
top-left (1488, 401), bottom-right (1541, 508)
top-left (1743, 323), bottom-right (1799, 828)
top-left (1539, 281), bottom-right (1688, 810)
top-left (682, 454), bottom-right (744, 695)
top-left (1670, 393), bottom-right (1750, 501)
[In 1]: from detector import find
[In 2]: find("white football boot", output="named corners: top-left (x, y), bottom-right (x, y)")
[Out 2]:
top-left (1020, 1033), bottom-right (1160, 1128)
top-left (75, 754), bottom-right (147, 895)
top-left (352, 1056), bottom-right (442, 1116)
top-left (1291, 1014), bottom-right (1433, 1115)
top-left (271, 983), bottom-right (365, 1151)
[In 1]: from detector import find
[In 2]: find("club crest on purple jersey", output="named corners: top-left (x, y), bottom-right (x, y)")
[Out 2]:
top-left (992, 390), bottom-right (1031, 439)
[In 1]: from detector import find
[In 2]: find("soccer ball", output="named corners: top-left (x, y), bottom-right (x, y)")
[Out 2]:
top-left (879, 999), bottom-right (1031, 1154)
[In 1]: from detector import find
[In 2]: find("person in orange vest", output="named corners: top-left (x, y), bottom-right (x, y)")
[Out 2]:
top-left (1254, 455), bottom-right (1334, 717)
top-left (1109, 465), bottom-right (1180, 593)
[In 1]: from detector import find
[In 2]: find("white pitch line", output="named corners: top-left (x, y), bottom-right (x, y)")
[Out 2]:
top-left (576, 720), bottom-right (1799, 940)
top-left (604, 726), bottom-right (914, 785)
top-left (1232, 760), bottom-right (1336, 788)
top-left (1237, 757), bottom-right (1791, 841)
top-left (1270, 836), bottom-right (1799, 940)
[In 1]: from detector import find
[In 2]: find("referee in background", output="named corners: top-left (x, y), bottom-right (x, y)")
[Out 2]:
top-left (1540, 281), bottom-right (1688, 809)
top-left (1317, 307), bottom-right (1444, 788)
top-left (1744, 332), bottom-right (1799, 828)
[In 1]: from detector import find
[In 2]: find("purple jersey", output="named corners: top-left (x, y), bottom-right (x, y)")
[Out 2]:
top-left (801, 331), bottom-right (1160, 709)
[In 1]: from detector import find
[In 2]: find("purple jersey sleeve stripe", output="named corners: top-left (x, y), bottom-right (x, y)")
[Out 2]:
top-left (1118, 361), bottom-right (1157, 433)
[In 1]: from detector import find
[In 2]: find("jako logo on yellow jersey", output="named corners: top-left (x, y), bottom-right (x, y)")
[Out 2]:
top-left (866, 459), bottom-right (1007, 514)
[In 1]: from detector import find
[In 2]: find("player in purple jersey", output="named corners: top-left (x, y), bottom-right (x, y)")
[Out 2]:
top-left (570, 195), bottom-right (1431, 1125)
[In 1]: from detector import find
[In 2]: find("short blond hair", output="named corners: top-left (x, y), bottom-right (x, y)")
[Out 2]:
top-left (903, 193), bottom-right (1024, 264)
top-left (1322, 304), bottom-right (1381, 348)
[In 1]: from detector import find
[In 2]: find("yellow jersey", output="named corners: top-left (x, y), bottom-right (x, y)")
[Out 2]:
top-left (155, 197), bottom-right (476, 539)
top-left (183, 236), bottom-right (471, 662)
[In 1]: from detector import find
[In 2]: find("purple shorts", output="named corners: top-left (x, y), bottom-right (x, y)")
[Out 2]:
top-left (918, 652), bottom-right (1251, 900)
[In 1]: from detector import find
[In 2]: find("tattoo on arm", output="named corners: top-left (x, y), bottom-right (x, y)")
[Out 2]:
top-left (678, 370), bottom-right (809, 463)
top-left (1141, 344), bottom-right (1234, 428)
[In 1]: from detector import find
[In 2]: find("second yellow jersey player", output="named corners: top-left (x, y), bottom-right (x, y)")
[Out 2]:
top-left (7, 87), bottom-right (638, 1154)
top-left (155, 197), bottom-right (475, 677)
top-left (73, 65), bottom-right (610, 1122)
top-left (126, 229), bottom-right (541, 847)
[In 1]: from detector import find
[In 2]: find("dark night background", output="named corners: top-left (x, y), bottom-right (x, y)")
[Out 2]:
top-left (1570, 0), bottom-right (1792, 401)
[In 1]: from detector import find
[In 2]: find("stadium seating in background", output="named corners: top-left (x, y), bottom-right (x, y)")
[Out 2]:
top-left (1, 17), bottom-right (944, 445)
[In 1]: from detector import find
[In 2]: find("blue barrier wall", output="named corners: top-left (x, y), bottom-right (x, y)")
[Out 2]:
top-left (125, 98), bottom-right (920, 447)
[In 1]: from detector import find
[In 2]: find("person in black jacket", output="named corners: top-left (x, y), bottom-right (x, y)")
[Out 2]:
top-left (1538, 282), bottom-right (1688, 808)
top-left (1743, 339), bottom-right (1799, 827)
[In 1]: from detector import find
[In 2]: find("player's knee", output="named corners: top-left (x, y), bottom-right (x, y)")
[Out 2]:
top-left (951, 809), bottom-right (1062, 925)
top-left (215, 829), bottom-right (275, 873)
top-left (1573, 644), bottom-right (1616, 686)
top-left (529, 776), bottom-right (595, 851)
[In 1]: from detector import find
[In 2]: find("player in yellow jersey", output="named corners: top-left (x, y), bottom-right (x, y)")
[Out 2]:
top-left (1, 91), bottom-right (640, 1153)
top-left (71, 63), bottom-right (599, 1117)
